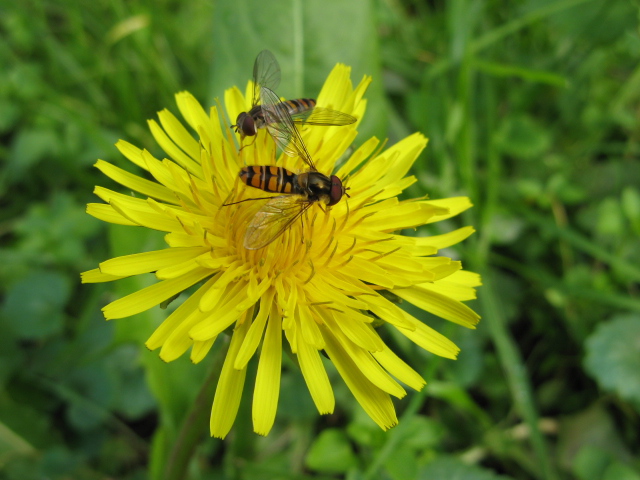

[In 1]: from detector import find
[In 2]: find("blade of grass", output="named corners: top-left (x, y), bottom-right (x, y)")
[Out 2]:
top-left (480, 272), bottom-right (558, 480)
top-left (473, 59), bottom-right (568, 87)
top-left (427, 0), bottom-right (597, 80)
top-left (517, 207), bottom-right (640, 282)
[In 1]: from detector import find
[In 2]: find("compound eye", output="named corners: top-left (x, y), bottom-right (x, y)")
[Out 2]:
top-left (236, 113), bottom-right (256, 136)
top-left (327, 175), bottom-right (344, 206)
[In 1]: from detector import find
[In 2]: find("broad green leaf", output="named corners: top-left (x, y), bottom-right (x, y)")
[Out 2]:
top-left (384, 447), bottom-right (418, 480)
top-left (584, 314), bottom-right (640, 403)
top-left (603, 462), bottom-right (640, 480)
top-left (209, 0), bottom-right (385, 142)
top-left (2, 270), bottom-right (70, 340)
top-left (494, 114), bottom-right (551, 160)
top-left (400, 415), bottom-right (444, 450)
top-left (419, 456), bottom-right (514, 480)
top-left (572, 445), bottom-right (612, 480)
top-left (558, 405), bottom-right (633, 472)
top-left (8, 128), bottom-right (59, 180)
top-left (305, 428), bottom-right (358, 474)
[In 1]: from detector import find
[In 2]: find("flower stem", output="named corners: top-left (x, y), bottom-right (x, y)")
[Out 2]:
top-left (163, 341), bottom-right (228, 480)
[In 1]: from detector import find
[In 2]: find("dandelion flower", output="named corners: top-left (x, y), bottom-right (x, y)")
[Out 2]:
top-left (82, 64), bottom-right (481, 438)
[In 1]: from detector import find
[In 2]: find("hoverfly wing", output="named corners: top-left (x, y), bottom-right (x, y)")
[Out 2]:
top-left (291, 107), bottom-right (357, 126)
top-left (252, 50), bottom-right (281, 107)
top-left (260, 86), bottom-right (317, 170)
top-left (244, 195), bottom-right (311, 250)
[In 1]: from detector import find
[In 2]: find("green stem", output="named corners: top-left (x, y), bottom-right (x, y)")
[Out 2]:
top-left (480, 273), bottom-right (558, 480)
top-left (363, 356), bottom-right (442, 480)
top-left (163, 343), bottom-right (228, 480)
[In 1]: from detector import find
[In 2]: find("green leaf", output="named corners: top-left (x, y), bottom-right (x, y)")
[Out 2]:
top-left (596, 197), bottom-right (625, 237)
top-left (603, 462), bottom-right (640, 480)
top-left (0, 420), bottom-right (36, 465)
top-left (572, 445), bottom-right (611, 480)
top-left (107, 345), bottom-right (156, 419)
top-left (621, 187), bottom-right (640, 234)
top-left (558, 404), bottom-right (634, 472)
top-left (400, 415), bottom-right (444, 450)
top-left (494, 114), bottom-right (551, 160)
top-left (584, 314), bottom-right (640, 403)
top-left (384, 447), bottom-right (418, 480)
top-left (2, 270), bottom-right (71, 339)
top-left (209, 0), bottom-right (385, 143)
top-left (0, 99), bottom-right (20, 133)
top-left (7, 128), bottom-right (59, 181)
top-left (418, 456), bottom-right (514, 480)
top-left (305, 428), bottom-right (358, 474)
top-left (14, 192), bottom-right (101, 269)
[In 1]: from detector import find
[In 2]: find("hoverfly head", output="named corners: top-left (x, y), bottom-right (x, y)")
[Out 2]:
top-left (234, 112), bottom-right (256, 137)
top-left (327, 175), bottom-right (345, 207)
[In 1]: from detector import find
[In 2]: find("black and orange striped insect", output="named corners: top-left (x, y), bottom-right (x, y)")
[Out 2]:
top-left (232, 49), bottom-right (357, 157)
top-left (232, 159), bottom-right (347, 250)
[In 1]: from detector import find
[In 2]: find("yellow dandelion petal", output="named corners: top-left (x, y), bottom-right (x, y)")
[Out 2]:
top-left (102, 267), bottom-right (210, 320)
top-left (296, 325), bottom-right (335, 414)
top-left (175, 91), bottom-right (215, 142)
top-left (115, 140), bottom-right (148, 171)
top-left (160, 306), bottom-right (210, 363)
top-left (424, 197), bottom-right (474, 223)
top-left (94, 160), bottom-right (177, 204)
top-left (224, 86), bottom-right (248, 128)
top-left (190, 281), bottom-right (252, 341)
top-left (156, 108), bottom-right (201, 161)
top-left (108, 197), bottom-right (183, 232)
top-left (335, 136), bottom-right (379, 179)
top-left (86, 203), bottom-right (138, 226)
top-left (84, 58), bottom-right (481, 437)
top-left (394, 286), bottom-right (481, 328)
top-left (324, 333), bottom-right (397, 430)
top-left (234, 288), bottom-right (275, 369)
top-left (372, 346), bottom-right (426, 392)
top-left (210, 312), bottom-right (252, 439)
top-left (253, 303), bottom-right (282, 436)
top-left (395, 314), bottom-right (461, 359)
top-left (146, 277), bottom-right (215, 351)
top-left (331, 309), bottom-right (385, 352)
top-left (298, 302), bottom-right (325, 350)
top-left (81, 268), bottom-right (128, 283)
top-left (319, 310), bottom-right (405, 398)
top-left (191, 338), bottom-right (216, 364)
top-left (99, 247), bottom-right (208, 277)
top-left (148, 119), bottom-right (201, 176)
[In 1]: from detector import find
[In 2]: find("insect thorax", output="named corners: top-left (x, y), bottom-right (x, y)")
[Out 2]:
top-left (298, 171), bottom-right (333, 204)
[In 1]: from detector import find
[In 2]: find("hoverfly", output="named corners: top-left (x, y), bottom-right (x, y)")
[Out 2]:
top-left (236, 153), bottom-right (347, 250)
top-left (232, 49), bottom-right (357, 157)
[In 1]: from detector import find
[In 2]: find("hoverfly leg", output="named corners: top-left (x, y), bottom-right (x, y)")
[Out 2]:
top-left (222, 196), bottom-right (275, 207)
top-left (238, 135), bottom-right (257, 154)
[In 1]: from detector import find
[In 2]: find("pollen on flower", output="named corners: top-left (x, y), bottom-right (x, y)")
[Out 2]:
top-left (82, 60), bottom-right (481, 439)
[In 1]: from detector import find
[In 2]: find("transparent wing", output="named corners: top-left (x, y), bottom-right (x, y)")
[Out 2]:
top-left (290, 107), bottom-right (357, 126)
top-left (260, 87), bottom-right (316, 170)
top-left (244, 196), bottom-right (311, 250)
top-left (251, 50), bottom-right (281, 107)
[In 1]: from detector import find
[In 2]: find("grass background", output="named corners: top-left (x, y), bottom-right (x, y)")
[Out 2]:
top-left (1, 0), bottom-right (639, 479)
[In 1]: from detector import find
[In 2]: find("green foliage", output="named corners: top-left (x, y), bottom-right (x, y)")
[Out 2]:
top-left (584, 314), bottom-right (640, 404)
top-left (305, 428), bottom-right (358, 473)
top-left (1, 0), bottom-right (639, 479)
